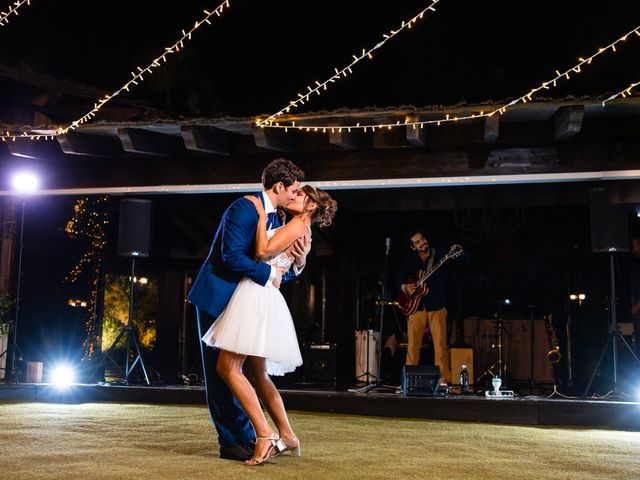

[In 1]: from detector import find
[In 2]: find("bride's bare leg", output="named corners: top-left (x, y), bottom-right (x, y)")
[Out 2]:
top-left (244, 356), bottom-right (299, 448)
top-left (216, 350), bottom-right (275, 460)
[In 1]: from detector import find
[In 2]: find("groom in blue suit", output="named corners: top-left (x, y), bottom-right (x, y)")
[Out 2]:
top-left (188, 158), bottom-right (308, 461)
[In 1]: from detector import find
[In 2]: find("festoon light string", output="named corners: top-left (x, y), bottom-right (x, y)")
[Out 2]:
top-left (257, 24), bottom-right (640, 133)
top-left (0, 0), bottom-right (30, 28)
top-left (256, 0), bottom-right (441, 127)
top-left (0, 0), bottom-right (231, 140)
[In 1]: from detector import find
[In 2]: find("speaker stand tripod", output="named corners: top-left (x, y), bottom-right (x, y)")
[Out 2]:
top-left (93, 257), bottom-right (150, 385)
top-left (582, 253), bottom-right (640, 399)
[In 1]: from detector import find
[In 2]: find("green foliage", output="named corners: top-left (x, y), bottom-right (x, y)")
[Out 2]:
top-left (0, 294), bottom-right (14, 336)
top-left (101, 276), bottom-right (157, 352)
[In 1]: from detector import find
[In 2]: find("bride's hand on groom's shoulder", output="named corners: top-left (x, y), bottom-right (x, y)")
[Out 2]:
top-left (244, 195), bottom-right (265, 214)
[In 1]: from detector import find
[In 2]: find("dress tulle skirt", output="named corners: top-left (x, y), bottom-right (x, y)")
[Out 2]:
top-left (202, 278), bottom-right (303, 376)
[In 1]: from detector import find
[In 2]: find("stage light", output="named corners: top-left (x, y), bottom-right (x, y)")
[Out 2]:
top-left (51, 364), bottom-right (75, 387)
top-left (503, 298), bottom-right (511, 305)
top-left (11, 172), bottom-right (39, 193)
top-left (578, 294), bottom-right (586, 300)
top-left (570, 294), bottom-right (578, 300)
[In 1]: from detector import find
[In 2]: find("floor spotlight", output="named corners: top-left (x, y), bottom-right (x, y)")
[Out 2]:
top-left (51, 365), bottom-right (75, 387)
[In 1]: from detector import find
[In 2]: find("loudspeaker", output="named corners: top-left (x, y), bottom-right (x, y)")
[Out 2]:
top-left (589, 188), bottom-right (629, 253)
top-left (401, 365), bottom-right (441, 397)
top-left (450, 347), bottom-right (474, 386)
top-left (302, 343), bottom-right (336, 383)
top-left (117, 199), bottom-right (152, 258)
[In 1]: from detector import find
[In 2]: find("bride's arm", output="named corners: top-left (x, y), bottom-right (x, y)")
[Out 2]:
top-left (244, 197), bottom-right (307, 258)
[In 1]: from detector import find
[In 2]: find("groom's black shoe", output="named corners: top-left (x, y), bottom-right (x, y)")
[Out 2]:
top-left (219, 444), bottom-right (254, 461)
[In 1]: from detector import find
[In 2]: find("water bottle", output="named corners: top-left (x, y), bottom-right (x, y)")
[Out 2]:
top-left (459, 363), bottom-right (469, 394)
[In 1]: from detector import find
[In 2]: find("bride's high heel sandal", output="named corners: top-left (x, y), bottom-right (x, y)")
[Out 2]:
top-left (274, 438), bottom-right (301, 457)
top-left (245, 435), bottom-right (278, 466)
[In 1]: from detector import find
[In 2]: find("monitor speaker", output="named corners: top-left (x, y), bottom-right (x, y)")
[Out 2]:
top-left (589, 187), bottom-right (629, 253)
top-left (302, 343), bottom-right (336, 383)
top-left (401, 365), bottom-right (441, 397)
top-left (117, 199), bottom-right (152, 258)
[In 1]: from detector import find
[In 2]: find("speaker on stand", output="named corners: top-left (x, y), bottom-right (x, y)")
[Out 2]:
top-left (583, 187), bottom-right (640, 398)
top-left (95, 199), bottom-right (152, 385)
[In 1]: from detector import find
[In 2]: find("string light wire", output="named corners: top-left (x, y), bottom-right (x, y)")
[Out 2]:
top-left (256, 0), bottom-right (441, 126)
top-left (258, 24), bottom-right (640, 132)
top-left (603, 80), bottom-right (640, 105)
top-left (0, 0), bottom-right (30, 28)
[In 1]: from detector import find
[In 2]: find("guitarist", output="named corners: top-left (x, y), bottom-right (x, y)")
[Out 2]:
top-left (394, 230), bottom-right (467, 386)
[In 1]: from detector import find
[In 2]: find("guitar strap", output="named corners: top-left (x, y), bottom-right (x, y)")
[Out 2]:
top-left (426, 248), bottom-right (435, 274)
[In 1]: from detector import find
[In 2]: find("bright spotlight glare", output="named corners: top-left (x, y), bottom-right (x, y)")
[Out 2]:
top-left (51, 365), bottom-right (75, 387)
top-left (504, 298), bottom-right (511, 305)
top-left (12, 172), bottom-right (39, 193)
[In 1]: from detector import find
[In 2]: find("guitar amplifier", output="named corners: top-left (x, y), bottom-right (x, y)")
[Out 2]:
top-left (401, 365), bottom-right (441, 397)
top-left (302, 343), bottom-right (337, 383)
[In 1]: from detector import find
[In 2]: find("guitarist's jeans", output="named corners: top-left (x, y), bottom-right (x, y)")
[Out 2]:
top-left (406, 307), bottom-right (451, 383)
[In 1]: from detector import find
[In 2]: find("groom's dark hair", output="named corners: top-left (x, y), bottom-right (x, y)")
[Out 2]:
top-left (262, 158), bottom-right (305, 189)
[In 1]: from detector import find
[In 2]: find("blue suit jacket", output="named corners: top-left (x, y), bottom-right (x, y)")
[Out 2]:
top-left (188, 193), bottom-right (295, 317)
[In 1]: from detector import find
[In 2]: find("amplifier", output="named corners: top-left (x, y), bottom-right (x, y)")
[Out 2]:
top-left (302, 343), bottom-right (337, 383)
top-left (401, 365), bottom-right (441, 397)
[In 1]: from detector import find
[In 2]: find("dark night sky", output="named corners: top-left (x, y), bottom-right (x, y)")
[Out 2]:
top-left (2, 0), bottom-right (639, 117)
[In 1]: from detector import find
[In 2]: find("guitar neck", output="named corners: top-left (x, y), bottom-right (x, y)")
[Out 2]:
top-left (416, 251), bottom-right (458, 287)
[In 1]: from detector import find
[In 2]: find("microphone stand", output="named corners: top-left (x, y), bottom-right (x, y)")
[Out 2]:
top-left (350, 237), bottom-right (399, 394)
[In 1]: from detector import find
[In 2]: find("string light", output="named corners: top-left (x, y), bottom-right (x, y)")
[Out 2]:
top-left (256, 0), bottom-right (441, 127)
top-left (0, 0), bottom-right (30, 28)
top-left (55, 0), bottom-right (231, 136)
top-left (64, 196), bottom-right (110, 360)
top-left (259, 24), bottom-right (640, 132)
top-left (602, 80), bottom-right (640, 105)
top-left (0, 1), bottom-right (231, 140)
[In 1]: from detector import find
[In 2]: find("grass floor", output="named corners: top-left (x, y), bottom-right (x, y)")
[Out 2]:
top-left (1, 402), bottom-right (640, 479)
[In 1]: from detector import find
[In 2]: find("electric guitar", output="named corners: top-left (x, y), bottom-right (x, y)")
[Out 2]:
top-left (397, 246), bottom-right (463, 316)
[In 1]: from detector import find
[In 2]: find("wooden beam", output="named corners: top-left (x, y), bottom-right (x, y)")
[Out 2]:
top-left (554, 106), bottom-right (584, 140)
top-left (57, 132), bottom-right (122, 157)
top-left (252, 126), bottom-right (293, 152)
top-left (5, 137), bottom-right (61, 159)
top-left (180, 125), bottom-right (231, 155)
top-left (117, 128), bottom-right (183, 156)
top-left (405, 116), bottom-right (426, 147)
top-left (484, 115), bottom-right (500, 143)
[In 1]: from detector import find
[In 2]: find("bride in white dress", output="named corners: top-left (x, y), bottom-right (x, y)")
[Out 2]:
top-left (204, 184), bottom-right (337, 466)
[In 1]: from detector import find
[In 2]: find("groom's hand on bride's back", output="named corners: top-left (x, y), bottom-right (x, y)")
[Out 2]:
top-left (273, 267), bottom-right (288, 289)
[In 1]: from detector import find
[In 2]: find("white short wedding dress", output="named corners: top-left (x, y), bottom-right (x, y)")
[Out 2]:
top-left (202, 227), bottom-right (303, 376)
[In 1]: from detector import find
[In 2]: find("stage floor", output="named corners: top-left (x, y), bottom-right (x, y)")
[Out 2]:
top-left (1, 382), bottom-right (639, 431)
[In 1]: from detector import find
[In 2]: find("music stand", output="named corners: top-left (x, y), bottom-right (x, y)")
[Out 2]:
top-left (349, 238), bottom-right (399, 394)
top-left (582, 253), bottom-right (640, 398)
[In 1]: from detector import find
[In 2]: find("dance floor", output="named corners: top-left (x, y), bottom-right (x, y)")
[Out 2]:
top-left (1, 402), bottom-right (640, 480)
top-left (1, 383), bottom-right (640, 430)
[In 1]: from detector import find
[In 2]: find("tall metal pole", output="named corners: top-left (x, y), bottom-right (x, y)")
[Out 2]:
top-left (609, 253), bottom-right (618, 390)
top-left (9, 201), bottom-right (25, 380)
top-left (125, 257), bottom-right (136, 378)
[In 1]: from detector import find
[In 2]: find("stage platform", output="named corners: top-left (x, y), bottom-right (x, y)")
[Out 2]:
top-left (1, 382), bottom-right (639, 431)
